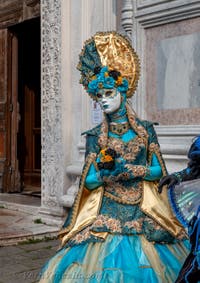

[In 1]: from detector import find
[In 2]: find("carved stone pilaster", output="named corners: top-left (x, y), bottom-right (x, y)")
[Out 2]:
top-left (40, 0), bottom-right (64, 223)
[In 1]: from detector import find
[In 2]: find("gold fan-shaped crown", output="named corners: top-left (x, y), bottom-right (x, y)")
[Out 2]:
top-left (94, 31), bottom-right (140, 97)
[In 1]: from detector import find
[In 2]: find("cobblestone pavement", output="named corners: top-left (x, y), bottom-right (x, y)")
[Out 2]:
top-left (0, 239), bottom-right (60, 283)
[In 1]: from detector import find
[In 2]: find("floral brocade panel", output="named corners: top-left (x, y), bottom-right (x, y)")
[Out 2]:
top-left (104, 182), bottom-right (143, 204)
top-left (103, 136), bottom-right (147, 203)
top-left (107, 136), bottom-right (147, 164)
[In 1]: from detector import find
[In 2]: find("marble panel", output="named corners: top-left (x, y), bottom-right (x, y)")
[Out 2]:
top-left (145, 17), bottom-right (200, 125)
top-left (157, 32), bottom-right (200, 110)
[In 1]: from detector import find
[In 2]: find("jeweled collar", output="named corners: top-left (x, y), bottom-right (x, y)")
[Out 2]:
top-left (110, 122), bottom-right (130, 135)
top-left (98, 103), bottom-right (148, 149)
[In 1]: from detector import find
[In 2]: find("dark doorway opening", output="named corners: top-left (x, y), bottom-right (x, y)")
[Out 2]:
top-left (10, 18), bottom-right (41, 196)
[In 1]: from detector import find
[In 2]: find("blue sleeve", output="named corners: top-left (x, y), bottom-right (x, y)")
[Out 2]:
top-left (85, 162), bottom-right (104, 190)
top-left (144, 121), bottom-right (167, 179)
top-left (144, 153), bottom-right (162, 181)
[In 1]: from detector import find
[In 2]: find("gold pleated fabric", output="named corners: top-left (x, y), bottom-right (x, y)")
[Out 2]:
top-left (141, 181), bottom-right (186, 237)
top-left (61, 186), bottom-right (104, 246)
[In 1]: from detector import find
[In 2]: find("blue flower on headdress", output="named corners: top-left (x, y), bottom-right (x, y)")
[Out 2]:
top-left (87, 80), bottom-right (98, 93)
top-left (100, 66), bottom-right (108, 74)
top-left (118, 79), bottom-right (129, 92)
top-left (87, 66), bottom-right (129, 97)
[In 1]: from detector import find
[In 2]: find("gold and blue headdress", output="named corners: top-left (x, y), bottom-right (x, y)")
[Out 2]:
top-left (77, 31), bottom-right (140, 100)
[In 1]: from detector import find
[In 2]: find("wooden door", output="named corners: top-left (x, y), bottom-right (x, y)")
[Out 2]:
top-left (0, 30), bottom-right (8, 191)
top-left (17, 18), bottom-right (41, 192)
top-left (2, 30), bottom-right (21, 192)
top-left (22, 85), bottom-right (41, 190)
top-left (2, 18), bottom-right (41, 193)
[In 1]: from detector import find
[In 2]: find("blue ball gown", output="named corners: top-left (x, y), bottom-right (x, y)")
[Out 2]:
top-left (39, 105), bottom-right (189, 283)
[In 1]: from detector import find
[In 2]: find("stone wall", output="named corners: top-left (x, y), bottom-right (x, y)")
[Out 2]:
top-left (121, 0), bottom-right (200, 172)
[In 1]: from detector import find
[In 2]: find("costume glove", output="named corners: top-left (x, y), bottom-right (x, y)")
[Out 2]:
top-left (99, 157), bottom-right (129, 179)
top-left (99, 158), bottom-right (149, 182)
top-left (158, 175), bottom-right (179, 194)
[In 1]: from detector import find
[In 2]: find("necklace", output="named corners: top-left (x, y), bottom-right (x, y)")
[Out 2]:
top-left (110, 122), bottom-right (130, 135)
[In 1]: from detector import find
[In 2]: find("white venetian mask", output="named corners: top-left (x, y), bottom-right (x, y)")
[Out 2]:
top-left (96, 88), bottom-right (121, 114)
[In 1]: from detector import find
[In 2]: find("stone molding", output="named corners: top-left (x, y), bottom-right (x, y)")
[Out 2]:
top-left (103, 0), bottom-right (118, 30)
top-left (156, 125), bottom-right (200, 154)
top-left (156, 125), bottom-right (200, 172)
top-left (134, 0), bottom-right (200, 27)
top-left (156, 125), bottom-right (200, 136)
top-left (121, 0), bottom-right (133, 37)
top-left (136, 0), bottom-right (199, 10)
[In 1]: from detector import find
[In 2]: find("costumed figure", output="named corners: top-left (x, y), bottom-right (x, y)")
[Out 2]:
top-left (39, 32), bottom-right (190, 283)
top-left (159, 136), bottom-right (200, 282)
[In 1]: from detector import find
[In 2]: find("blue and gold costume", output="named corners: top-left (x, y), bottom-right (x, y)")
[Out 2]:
top-left (159, 136), bottom-right (200, 282)
top-left (39, 32), bottom-right (190, 283)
